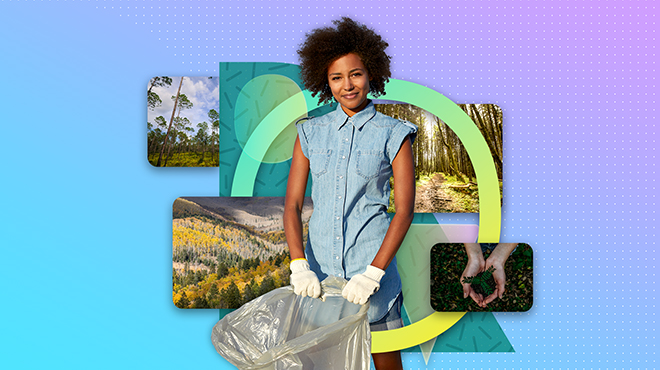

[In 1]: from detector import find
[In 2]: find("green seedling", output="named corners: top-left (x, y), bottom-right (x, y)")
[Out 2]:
top-left (461, 266), bottom-right (496, 296)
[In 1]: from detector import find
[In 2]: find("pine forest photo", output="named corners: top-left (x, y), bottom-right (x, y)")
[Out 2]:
top-left (148, 76), bottom-right (219, 167)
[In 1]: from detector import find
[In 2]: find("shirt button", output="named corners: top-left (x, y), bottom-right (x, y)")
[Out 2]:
top-left (342, 155), bottom-right (346, 159)
top-left (339, 175), bottom-right (343, 179)
top-left (336, 216), bottom-right (340, 220)
top-left (345, 138), bottom-right (349, 142)
top-left (336, 237), bottom-right (340, 240)
top-left (338, 195), bottom-right (342, 199)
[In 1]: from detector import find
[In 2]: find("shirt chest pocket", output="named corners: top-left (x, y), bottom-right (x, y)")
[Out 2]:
top-left (355, 150), bottom-right (385, 181)
top-left (308, 148), bottom-right (332, 177)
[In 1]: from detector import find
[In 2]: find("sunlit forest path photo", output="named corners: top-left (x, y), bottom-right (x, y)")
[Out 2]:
top-left (377, 103), bottom-right (503, 213)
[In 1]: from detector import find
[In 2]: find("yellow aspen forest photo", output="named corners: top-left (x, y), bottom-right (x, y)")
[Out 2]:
top-left (172, 197), bottom-right (312, 309)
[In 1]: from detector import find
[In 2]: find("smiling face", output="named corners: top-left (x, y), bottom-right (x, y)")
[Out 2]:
top-left (327, 53), bottom-right (371, 117)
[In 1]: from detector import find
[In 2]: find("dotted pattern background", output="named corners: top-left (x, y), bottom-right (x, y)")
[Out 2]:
top-left (1, 1), bottom-right (656, 369)
top-left (86, 0), bottom-right (660, 367)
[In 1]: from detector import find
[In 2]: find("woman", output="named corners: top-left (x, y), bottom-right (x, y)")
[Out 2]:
top-left (283, 17), bottom-right (416, 370)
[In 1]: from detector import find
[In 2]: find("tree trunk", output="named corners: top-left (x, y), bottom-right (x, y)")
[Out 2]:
top-left (157, 77), bottom-right (183, 167)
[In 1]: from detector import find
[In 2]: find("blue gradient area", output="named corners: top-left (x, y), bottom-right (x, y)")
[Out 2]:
top-left (1, 1), bottom-right (656, 369)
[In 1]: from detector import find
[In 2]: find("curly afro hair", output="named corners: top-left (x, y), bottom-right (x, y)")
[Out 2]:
top-left (297, 17), bottom-right (391, 105)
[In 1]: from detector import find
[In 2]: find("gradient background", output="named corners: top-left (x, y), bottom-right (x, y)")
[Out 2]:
top-left (1, 1), bottom-right (656, 369)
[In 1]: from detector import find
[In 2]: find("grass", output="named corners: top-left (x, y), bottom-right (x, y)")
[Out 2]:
top-left (442, 174), bottom-right (503, 213)
top-left (442, 175), bottom-right (480, 212)
top-left (148, 152), bottom-right (219, 167)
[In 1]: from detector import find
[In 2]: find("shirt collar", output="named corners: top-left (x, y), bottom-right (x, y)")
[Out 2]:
top-left (334, 101), bottom-right (376, 130)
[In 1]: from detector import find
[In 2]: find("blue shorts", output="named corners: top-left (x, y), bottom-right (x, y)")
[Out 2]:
top-left (481, 243), bottom-right (518, 255)
top-left (369, 293), bottom-right (403, 332)
top-left (480, 243), bottom-right (499, 253)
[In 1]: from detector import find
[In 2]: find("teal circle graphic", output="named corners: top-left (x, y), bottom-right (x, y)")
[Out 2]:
top-left (234, 75), bottom-right (307, 164)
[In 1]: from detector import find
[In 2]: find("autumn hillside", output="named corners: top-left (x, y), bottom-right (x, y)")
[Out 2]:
top-left (172, 197), bottom-right (311, 309)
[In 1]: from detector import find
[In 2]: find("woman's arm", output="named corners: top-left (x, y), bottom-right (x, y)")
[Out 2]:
top-left (283, 136), bottom-right (309, 260)
top-left (341, 136), bottom-right (415, 305)
top-left (481, 243), bottom-right (518, 305)
top-left (283, 136), bottom-right (321, 298)
top-left (371, 135), bottom-right (415, 270)
top-left (342, 136), bottom-right (415, 305)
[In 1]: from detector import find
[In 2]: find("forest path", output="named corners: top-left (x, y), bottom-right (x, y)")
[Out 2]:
top-left (414, 173), bottom-right (463, 213)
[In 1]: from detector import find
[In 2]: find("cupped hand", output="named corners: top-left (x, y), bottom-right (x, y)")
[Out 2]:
top-left (460, 255), bottom-right (485, 307)
top-left (481, 259), bottom-right (506, 306)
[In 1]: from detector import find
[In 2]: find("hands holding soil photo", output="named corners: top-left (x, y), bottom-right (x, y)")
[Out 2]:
top-left (461, 243), bottom-right (516, 308)
top-left (431, 243), bottom-right (533, 312)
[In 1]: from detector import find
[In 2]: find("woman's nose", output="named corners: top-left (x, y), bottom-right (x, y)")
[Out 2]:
top-left (343, 78), bottom-right (354, 90)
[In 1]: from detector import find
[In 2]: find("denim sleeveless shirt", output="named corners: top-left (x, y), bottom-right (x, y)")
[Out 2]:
top-left (296, 101), bottom-right (417, 322)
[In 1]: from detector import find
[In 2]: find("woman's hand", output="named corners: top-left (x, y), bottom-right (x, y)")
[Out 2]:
top-left (342, 265), bottom-right (385, 305)
top-left (480, 243), bottom-right (516, 306)
top-left (289, 259), bottom-right (321, 298)
top-left (461, 243), bottom-right (486, 307)
top-left (481, 259), bottom-right (506, 306)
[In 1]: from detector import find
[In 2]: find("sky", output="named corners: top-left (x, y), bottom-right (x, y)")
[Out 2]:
top-left (1, 1), bottom-right (657, 369)
top-left (148, 76), bottom-right (219, 136)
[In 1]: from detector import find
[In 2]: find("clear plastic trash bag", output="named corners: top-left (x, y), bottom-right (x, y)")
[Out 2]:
top-left (211, 276), bottom-right (370, 370)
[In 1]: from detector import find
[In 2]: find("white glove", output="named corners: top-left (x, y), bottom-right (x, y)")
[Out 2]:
top-left (289, 259), bottom-right (321, 298)
top-left (342, 265), bottom-right (385, 305)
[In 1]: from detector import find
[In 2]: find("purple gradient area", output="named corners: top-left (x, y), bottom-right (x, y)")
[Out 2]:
top-left (1, 0), bottom-right (656, 369)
